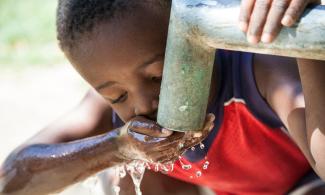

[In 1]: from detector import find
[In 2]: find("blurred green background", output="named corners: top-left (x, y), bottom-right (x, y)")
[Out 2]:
top-left (0, 0), bottom-right (87, 163)
top-left (0, 2), bottom-right (109, 194)
top-left (0, 0), bottom-right (65, 68)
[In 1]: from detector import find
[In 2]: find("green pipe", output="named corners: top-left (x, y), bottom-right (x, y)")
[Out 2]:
top-left (157, 0), bottom-right (325, 132)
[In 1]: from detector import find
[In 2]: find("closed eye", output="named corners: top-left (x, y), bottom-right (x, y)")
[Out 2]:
top-left (151, 76), bottom-right (162, 83)
top-left (111, 92), bottom-right (128, 104)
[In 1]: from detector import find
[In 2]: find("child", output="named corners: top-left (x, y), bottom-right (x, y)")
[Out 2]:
top-left (1, 0), bottom-right (325, 194)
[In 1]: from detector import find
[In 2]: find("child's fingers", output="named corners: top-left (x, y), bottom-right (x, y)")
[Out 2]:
top-left (247, 0), bottom-right (272, 44)
top-left (198, 113), bottom-right (215, 133)
top-left (281, 0), bottom-right (309, 26)
top-left (238, 0), bottom-right (256, 32)
top-left (181, 114), bottom-right (215, 149)
top-left (128, 116), bottom-right (173, 138)
top-left (261, 0), bottom-right (290, 43)
top-left (204, 113), bottom-right (215, 130)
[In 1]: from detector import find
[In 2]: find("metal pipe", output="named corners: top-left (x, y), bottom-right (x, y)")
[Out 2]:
top-left (157, 0), bottom-right (325, 131)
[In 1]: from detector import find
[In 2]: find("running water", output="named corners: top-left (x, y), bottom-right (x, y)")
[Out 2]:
top-left (82, 175), bottom-right (102, 195)
top-left (125, 160), bottom-right (147, 195)
top-left (178, 156), bottom-right (192, 170)
top-left (113, 186), bottom-right (121, 195)
top-left (109, 142), bottom-right (209, 194)
top-left (112, 165), bottom-right (127, 195)
top-left (111, 160), bottom-right (147, 195)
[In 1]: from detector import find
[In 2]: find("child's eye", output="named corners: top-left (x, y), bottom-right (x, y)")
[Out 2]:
top-left (111, 92), bottom-right (128, 104)
top-left (151, 76), bottom-right (162, 82)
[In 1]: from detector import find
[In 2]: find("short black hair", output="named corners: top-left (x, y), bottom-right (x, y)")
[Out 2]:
top-left (56, 0), bottom-right (171, 51)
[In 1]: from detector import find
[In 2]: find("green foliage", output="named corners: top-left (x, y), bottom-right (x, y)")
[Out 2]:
top-left (0, 0), bottom-right (65, 68)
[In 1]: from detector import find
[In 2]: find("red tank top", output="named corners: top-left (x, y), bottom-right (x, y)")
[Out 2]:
top-left (167, 50), bottom-right (310, 194)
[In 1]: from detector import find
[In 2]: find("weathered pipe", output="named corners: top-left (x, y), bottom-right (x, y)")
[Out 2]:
top-left (157, 0), bottom-right (325, 132)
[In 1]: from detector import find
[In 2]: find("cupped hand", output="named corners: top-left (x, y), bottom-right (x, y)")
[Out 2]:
top-left (239, 0), bottom-right (319, 44)
top-left (116, 114), bottom-right (215, 163)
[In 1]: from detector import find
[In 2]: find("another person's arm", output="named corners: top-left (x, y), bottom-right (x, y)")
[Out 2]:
top-left (296, 59), bottom-right (325, 179)
top-left (253, 54), bottom-right (325, 180)
top-left (239, 0), bottom-right (320, 43)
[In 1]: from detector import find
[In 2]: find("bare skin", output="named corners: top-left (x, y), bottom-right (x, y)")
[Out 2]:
top-left (1, 1), bottom-right (325, 195)
top-left (0, 5), bottom-right (216, 195)
top-left (239, 0), bottom-right (321, 43)
top-left (0, 100), bottom-right (214, 195)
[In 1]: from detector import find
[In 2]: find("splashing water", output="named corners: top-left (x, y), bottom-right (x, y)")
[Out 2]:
top-left (203, 161), bottom-right (209, 170)
top-left (117, 165), bottom-right (127, 178)
top-left (178, 142), bottom-right (185, 149)
top-left (182, 164), bottom-right (192, 170)
top-left (125, 160), bottom-right (147, 195)
top-left (90, 142), bottom-right (210, 194)
top-left (200, 142), bottom-right (205, 149)
top-left (113, 186), bottom-right (121, 195)
top-left (178, 156), bottom-right (192, 170)
top-left (111, 165), bottom-right (127, 195)
top-left (154, 163), bottom-right (160, 172)
top-left (82, 175), bottom-right (102, 195)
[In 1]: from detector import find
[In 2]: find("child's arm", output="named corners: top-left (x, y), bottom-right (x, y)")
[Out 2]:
top-left (253, 54), bottom-right (325, 180)
top-left (0, 88), bottom-right (214, 195)
top-left (0, 89), bottom-right (116, 194)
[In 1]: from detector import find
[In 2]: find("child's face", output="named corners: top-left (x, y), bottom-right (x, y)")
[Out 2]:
top-left (68, 5), bottom-right (170, 122)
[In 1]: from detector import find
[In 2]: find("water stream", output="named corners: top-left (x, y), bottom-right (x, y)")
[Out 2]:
top-left (109, 142), bottom-right (209, 195)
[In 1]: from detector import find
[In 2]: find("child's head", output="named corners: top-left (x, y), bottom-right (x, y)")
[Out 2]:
top-left (56, 0), bottom-right (171, 122)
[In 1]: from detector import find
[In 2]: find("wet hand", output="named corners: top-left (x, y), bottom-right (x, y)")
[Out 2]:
top-left (117, 114), bottom-right (215, 163)
top-left (238, 0), bottom-right (319, 44)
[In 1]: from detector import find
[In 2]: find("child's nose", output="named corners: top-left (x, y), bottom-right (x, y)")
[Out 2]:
top-left (134, 98), bottom-right (158, 117)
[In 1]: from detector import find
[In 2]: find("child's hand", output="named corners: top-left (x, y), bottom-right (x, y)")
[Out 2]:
top-left (117, 114), bottom-right (215, 163)
top-left (238, 0), bottom-right (318, 44)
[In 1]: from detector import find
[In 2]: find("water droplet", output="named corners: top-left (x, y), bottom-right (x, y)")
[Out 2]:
top-left (191, 147), bottom-right (195, 151)
top-left (181, 164), bottom-right (192, 170)
top-left (170, 163), bottom-right (174, 172)
top-left (160, 165), bottom-right (169, 174)
top-left (118, 167), bottom-right (126, 178)
top-left (113, 186), bottom-right (120, 195)
top-left (178, 143), bottom-right (184, 149)
top-left (82, 175), bottom-right (100, 194)
top-left (125, 160), bottom-right (146, 195)
top-left (196, 171), bottom-right (202, 177)
top-left (202, 161), bottom-right (210, 170)
top-left (145, 162), bottom-right (151, 170)
top-left (154, 163), bottom-right (159, 172)
top-left (200, 143), bottom-right (205, 150)
top-left (190, 175), bottom-right (193, 179)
